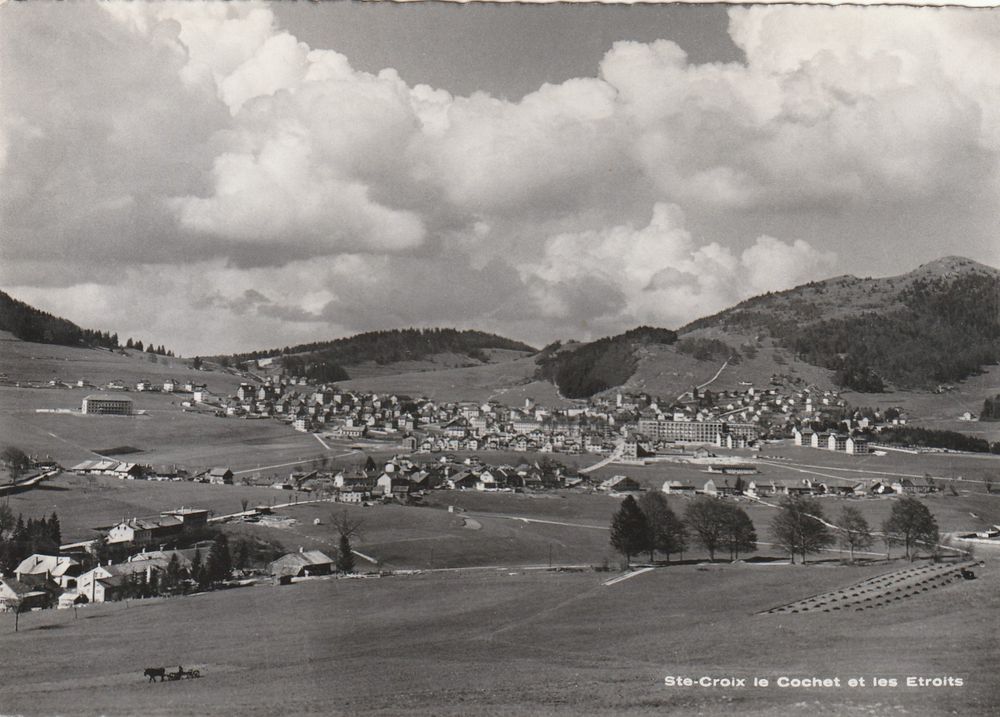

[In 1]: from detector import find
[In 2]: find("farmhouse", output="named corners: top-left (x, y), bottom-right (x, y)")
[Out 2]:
top-left (268, 550), bottom-right (335, 577)
top-left (76, 562), bottom-right (156, 603)
top-left (81, 393), bottom-right (133, 416)
top-left (207, 467), bottom-right (234, 485)
top-left (661, 480), bottom-right (697, 495)
top-left (892, 477), bottom-right (937, 494)
top-left (0, 577), bottom-right (50, 612)
top-left (106, 516), bottom-right (184, 545)
top-left (15, 554), bottom-right (81, 590)
top-left (598, 475), bottom-right (642, 492)
top-left (700, 477), bottom-right (738, 497)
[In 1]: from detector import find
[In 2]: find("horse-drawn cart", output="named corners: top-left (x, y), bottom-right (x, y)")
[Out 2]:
top-left (166, 667), bottom-right (201, 680)
top-left (143, 666), bottom-right (201, 682)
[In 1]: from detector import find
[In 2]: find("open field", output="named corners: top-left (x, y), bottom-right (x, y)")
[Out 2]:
top-left (845, 364), bottom-right (1000, 442)
top-left (0, 332), bottom-right (245, 395)
top-left (5, 473), bottom-right (307, 542)
top-left (0, 559), bottom-right (995, 716)
top-left (0, 385), bottom-right (366, 469)
top-left (623, 334), bottom-right (837, 399)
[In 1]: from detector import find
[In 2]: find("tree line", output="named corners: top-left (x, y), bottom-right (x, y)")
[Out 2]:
top-left (0, 290), bottom-right (119, 349)
top-left (216, 328), bottom-right (537, 366)
top-left (0, 507), bottom-right (62, 573)
top-left (609, 493), bottom-right (940, 566)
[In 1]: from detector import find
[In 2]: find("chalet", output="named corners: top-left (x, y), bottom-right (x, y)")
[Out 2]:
top-left (106, 515), bottom-right (184, 545)
top-left (0, 577), bottom-right (50, 612)
top-left (268, 550), bottom-right (335, 577)
top-left (76, 562), bottom-right (155, 603)
top-left (810, 432), bottom-right (826, 449)
top-left (598, 475), bottom-right (642, 493)
top-left (892, 477), bottom-right (937, 495)
top-left (661, 480), bottom-right (697, 495)
top-left (15, 554), bottom-right (81, 590)
top-left (112, 462), bottom-right (144, 479)
top-left (207, 467), bottom-right (233, 485)
top-left (160, 508), bottom-right (210, 528)
top-left (827, 434), bottom-right (848, 452)
top-left (162, 379), bottom-right (177, 393)
top-left (338, 487), bottom-right (370, 503)
top-left (446, 470), bottom-right (478, 490)
top-left (701, 478), bottom-right (737, 497)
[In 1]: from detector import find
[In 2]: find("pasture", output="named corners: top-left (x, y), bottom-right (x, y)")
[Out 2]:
top-left (0, 559), bottom-right (995, 716)
top-left (0, 332), bottom-right (245, 395)
top-left (0, 385), bottom-right (369, 470)
top-left (5, 473), bottom-right (303, 542)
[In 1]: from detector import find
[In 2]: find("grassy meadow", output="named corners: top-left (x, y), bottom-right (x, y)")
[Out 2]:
top-left (0, 559), bottom-right (995, 716)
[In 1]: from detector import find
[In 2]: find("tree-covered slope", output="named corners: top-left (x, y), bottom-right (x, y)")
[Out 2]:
top-left (219, 327), bottom-right (537, 382)
top-left (0, 290), bottom-right (118, 349)
top-left (535, 326), bottom-right (678, 398)
top-left (681, 256), bottom-right (1000, 392)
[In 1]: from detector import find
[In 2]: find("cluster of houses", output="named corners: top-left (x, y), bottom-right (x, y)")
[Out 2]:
top-left (315, 456), bottom-right (584, 503)
top-left (0, 503), bottom-right (341, 610)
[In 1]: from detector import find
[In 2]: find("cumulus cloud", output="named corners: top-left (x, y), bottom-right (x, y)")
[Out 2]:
top-left (4, 3), bottom-right (1000, 352)
top-left (525, 203), bottom-right (835, 329)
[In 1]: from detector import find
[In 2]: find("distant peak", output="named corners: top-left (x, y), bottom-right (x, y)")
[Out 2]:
top-left (909, 255), bottom-right (999, 277)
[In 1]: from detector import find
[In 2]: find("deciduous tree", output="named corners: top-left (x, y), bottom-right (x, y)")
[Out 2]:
top-left (769, 496), bottom-right (834, 564)
top-left (720, 503), bottom-right (757, 560)
top-left (683, 498), bottom-right (729, 561)
top-left (837, 506), bottom-right (873, 562)
top-left (882, 496), bottom-right (939, 560)
top-left (638, 492), bottom-right (687, 562)
top-left (610, 495), bottom-right (651, 568)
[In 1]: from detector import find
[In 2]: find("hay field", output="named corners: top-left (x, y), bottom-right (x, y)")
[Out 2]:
top-left (0, 560), bottom-right (994, 716)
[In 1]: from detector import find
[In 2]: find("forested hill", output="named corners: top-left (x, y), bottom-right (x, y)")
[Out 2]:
top-left (535, 326), bottom-right (678, 399)
top-left (220, 328), bottom-right (537, 380)
top-left (0, 290), bottom-right (118, 349)
top-left (680, 256), bottom-right (1000, 392)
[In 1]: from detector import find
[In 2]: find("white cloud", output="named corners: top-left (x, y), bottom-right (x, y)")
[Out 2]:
top-left (3, 3), bottom-right (1000, 352)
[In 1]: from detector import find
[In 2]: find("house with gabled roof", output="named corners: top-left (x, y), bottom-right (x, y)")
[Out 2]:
top-left (15, 554), bottom-right (81, 590)
top-left (0, 577), bottom-right (50, 612)
top-left (268, 550), bottom-right (335, 577)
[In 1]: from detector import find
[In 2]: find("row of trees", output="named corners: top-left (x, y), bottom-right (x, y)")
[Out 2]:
top-left (609, 494), bottom-right (942, 566)
top-left (124, 338), bottom-right (175, 356)
top-left (981, 395), bottom-right (1000, 421)
top-left (877, 426), bottom-right (1000, 455)
top-left (219, 328), bottom-right (536, 367)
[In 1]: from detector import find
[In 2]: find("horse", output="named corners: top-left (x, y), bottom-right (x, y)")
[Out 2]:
top-left (144, 667), bottom-right (166, 683)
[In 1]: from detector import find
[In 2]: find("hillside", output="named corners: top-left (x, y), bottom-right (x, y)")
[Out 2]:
top-left (0, 290), bottom-right (118, 349)
top-left (681, 256), bottom-right (1000, 392)
top-left (534, 326), bottom-right (678, 398)
top-left (217, 328), bottom-right (537, 383)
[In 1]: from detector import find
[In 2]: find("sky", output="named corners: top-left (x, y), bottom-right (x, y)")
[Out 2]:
top-left (3, 2), bottom-right (1000, 356)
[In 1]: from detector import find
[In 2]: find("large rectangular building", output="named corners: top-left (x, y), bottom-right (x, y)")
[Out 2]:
top-left (82, 394), bottom-right (133, 415)
top-left (637, 418), bottom-right (758, 444)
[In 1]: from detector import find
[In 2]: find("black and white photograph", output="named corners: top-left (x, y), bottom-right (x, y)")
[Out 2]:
top-left (1, 1), bottom-right (998, 714)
